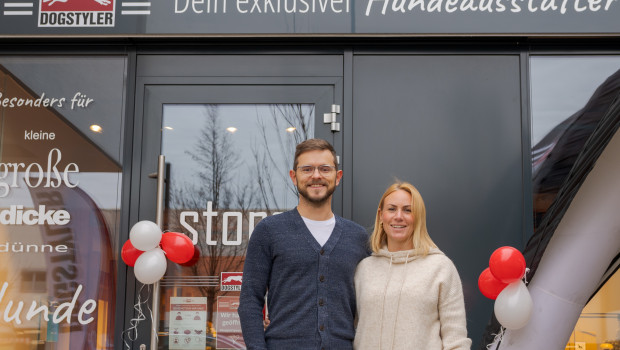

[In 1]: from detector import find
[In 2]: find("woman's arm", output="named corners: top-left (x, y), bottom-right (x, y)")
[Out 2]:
top-left (438, 260), bottom-right (472, 350)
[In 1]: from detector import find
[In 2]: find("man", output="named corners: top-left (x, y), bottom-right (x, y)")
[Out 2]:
top-left (238, 138), bottom-right (369, 350)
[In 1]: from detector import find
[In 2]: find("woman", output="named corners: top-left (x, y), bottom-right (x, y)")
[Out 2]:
top-left (354, 182), bottom-right (471, 350)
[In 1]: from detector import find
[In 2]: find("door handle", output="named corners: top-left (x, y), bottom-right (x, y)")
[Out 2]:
top-left (151, 155), bottom-right (166, 350)
top-left (154, 155), bottom-right (166, 228)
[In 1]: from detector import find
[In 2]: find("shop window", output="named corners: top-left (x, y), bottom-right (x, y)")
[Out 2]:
top-left (565, 269), bottom-right (620, 350)
top-left (0, 55), bottom-right (126, 350)
top-left (530, 56), bottom-right (620, 350)
top-left (530, 56), bottom-right (620, 228)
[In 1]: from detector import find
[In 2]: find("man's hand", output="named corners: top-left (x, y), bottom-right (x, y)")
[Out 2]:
top-left (263, 316), bottom-right (270, 330)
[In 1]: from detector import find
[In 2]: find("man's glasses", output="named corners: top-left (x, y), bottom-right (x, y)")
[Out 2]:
top-left (296, 165), bottom-right (336, 176)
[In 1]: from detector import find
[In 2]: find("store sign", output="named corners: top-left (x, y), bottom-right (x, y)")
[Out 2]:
top-left (179, 201), bottom-right (273, 246)
top-left (38, 0), bottom-right (115, 27)
top-left (0, 0), bottom-right (618, 35)
top-left (221, 272), bottom-right (243, 291)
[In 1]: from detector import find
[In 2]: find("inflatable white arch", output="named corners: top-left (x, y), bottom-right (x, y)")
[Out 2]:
top-left (489, 128), bottom-right (620, 349)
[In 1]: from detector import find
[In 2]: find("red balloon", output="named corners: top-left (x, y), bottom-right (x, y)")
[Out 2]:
top-left (478, 267), bottom-right (508, 299)
top-left (180, 245), bottom-right (201, 267)
top-left (121, 239), bottom-right (144, 267)
top-left (489, 246), bottom-right (526, 284)
top-left (160, 232), bottom-right (195, 264)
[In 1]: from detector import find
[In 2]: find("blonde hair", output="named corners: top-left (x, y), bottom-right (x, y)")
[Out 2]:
top-left (370, 181), bottom-right (437, 255)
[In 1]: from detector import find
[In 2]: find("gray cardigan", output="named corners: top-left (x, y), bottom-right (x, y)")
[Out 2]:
top-left (238, 208), bottom-right (369, 350)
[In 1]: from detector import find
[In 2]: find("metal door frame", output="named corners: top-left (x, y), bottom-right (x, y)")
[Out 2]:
top-left (123, 53), bottom-right (345, 349)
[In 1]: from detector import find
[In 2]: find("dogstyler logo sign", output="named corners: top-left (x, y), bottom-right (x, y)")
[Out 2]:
top-left (221, 272), bottom-right (243, 292)
top-left (39, 0), bottom-right (115, 27)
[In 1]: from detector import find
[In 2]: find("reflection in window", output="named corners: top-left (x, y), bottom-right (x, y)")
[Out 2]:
top-left (566, 270), bottom-right (620, 350)
top-left (0, 56), bottom-right (125, 350)
top-left (530, 56), bottom-right (620, 350)
top-left (20, 270), bottom-right (47, 293)
top-left (530, 56), bottom-right (620, 228)
top-left (162, 104), bottom-right (314, 213)
top-left (159, 103), bottom-right (314, 348)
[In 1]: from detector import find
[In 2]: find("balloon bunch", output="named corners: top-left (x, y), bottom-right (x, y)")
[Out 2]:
top-left (121, 220), bottom-right (199, 284)
top-left (478, 246), bottom-right (533, 330)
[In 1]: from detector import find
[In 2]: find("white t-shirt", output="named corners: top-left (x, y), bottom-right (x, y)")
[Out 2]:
top-left (302, 215), bottom-right (336, 247)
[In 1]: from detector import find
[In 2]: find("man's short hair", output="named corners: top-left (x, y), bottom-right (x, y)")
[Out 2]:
top-left (293, 138), bottom-right (338, 170)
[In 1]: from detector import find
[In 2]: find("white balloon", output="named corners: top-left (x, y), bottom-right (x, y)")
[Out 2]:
top-left (133, 248), bottom-right (167, 284)
top-left (494, 280), bottom-right (533, 330)
top-left (129, 220), bottom-right (162, 251)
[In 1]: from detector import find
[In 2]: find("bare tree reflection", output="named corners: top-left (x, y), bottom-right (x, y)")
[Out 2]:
top-left (166, 105), bottom-right (250, 326)
top-left (163, 103), bottom-right (313, 339)
top-left (253, 104), bottom-right (314, 211)
top-left (188, 105), bottom-right (239, 210)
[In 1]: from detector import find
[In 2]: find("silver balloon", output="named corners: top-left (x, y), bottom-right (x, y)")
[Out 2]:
top-left (133, 248), bottom-right (167, 284)
top-left (129, 220), bottom-right (162, 251)
top-left (494, 280), bottom-right (533, 330)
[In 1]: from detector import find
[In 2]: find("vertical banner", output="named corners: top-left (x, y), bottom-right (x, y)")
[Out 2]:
top-left (29, 182), bottom-right (116, 349)
top-left (169, 296), bottom-right (208, 349)
top-left (216, 296), bottom-right (245, 349)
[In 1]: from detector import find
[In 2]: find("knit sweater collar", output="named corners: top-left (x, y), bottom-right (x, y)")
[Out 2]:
top-left (373, 246), bottom-right (443, 263)
top-left (292, 207), bottom-right (343, 253)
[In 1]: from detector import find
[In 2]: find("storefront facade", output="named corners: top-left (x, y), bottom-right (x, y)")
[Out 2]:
top-left (1, 2), bottom-right (619, 349)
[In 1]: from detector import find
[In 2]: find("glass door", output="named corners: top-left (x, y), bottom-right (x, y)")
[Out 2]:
top-left (133, 78), bottom-right (342, 349)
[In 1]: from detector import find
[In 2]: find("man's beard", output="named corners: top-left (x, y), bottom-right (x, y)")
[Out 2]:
top-left (297, 180), bottom-right (336, 205)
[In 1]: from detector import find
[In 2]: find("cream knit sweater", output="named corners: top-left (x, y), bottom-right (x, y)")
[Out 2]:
top-left (353, 246), bottom-right (472, 350)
